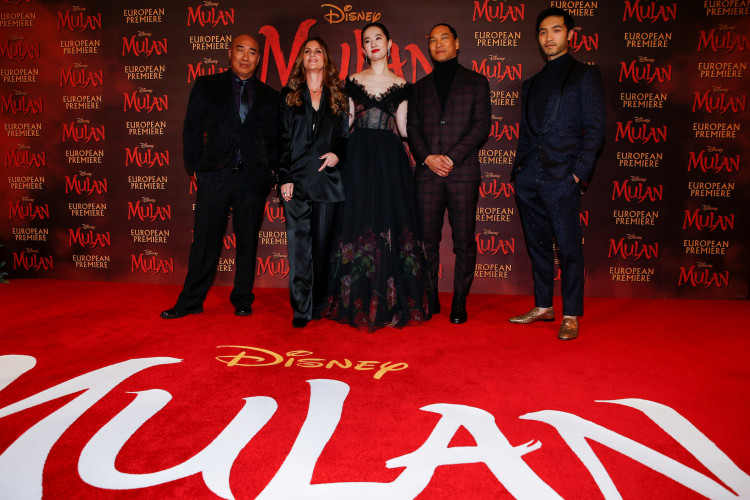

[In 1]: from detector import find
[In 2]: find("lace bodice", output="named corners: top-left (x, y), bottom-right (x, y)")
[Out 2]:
top-left (346, 77), bottom-right (411, 133)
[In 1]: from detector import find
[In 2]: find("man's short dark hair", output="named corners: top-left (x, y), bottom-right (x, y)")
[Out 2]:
top-left (430, 23), bottom-right (458, 40)
top-left (535, 8), bottom-right (575, 33)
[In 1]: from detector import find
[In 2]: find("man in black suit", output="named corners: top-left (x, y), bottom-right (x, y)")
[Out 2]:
top-left (408, 23), bottom-right (491, 325)
top-left (509, 8), bottom-right (605, 339)
top-left (161, 34), bottom-right (279, 319)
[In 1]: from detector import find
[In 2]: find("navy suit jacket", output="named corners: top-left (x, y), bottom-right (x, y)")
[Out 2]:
top-left (512, 57), bottom-right (605, 184)
top-left (182, 70), bottom-right (279, 184)
top-left (278, 86), bottom-right (348, 202)
top-left (408, 64), bottom-right (491, 182)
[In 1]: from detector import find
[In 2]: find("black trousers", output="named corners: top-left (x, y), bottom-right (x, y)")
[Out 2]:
top-left (283, 196), bottom-right (337, 320)
top-left (514, 163), bottom-right (584, 316)
top-left (175, 168), bottom-right (269, 311)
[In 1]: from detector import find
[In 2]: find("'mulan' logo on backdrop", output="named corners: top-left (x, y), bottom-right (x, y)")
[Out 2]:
top-left (57, 8), bottom-right (101, 31)
top-left (479, 178), bottom-right (514, 199)
top-left (131, 250), bottom-right (174, 275)
top-left (678, 263), bottom-right (729, 288)
top-left (472, 58), bottom-right (522, 82)
top-left (321, 4), bottom-right (381, 24)
top-left (569, 30), bottom-right (599, 52)
top-left (221, 234), bottom-right (237, 250)
top-left (59, 64), bottom-right (102, 88)
top-left (476, 232), bottom-right (515, 256)
top-left (622, 0), bottom-right (677, 22)
top-left (62, 120), bottom-right (105, 143)
top-left (257, 253), bottom-right (290, 277)
top-left (0, 36), bottom-right (39, 61)
top-left (128, 198), bottom-right (171, 221)
top-left (187, 3), bottom-right (234, 27)
top-left (698, 27), bottom-right (748, 53)
top-left (692, 88), bottom-right (746, 114)
top-left (683, 207), bottom-right (734, 231)
top-left (187, 58), bottom-right (226, 83)
top-left (8, 198), bottom-right (49, 221)
top-left (615, 119), bottom-right (666, 144)
top-left (608, 236), bottom-right (658, 260)
top-left (488, 118), bottom-right (519, 142)
top-left (13, 249), bottom-right (53, 271)
top-left (5, 145), bottom-right (45, 168)
top-left (125, 144), bottom-right (169, 168)
top-left (65, 173), bottom-right (108, 195)
top-left (0, 92), bottom-right (42, 115)
top-left (69, 225), bottom-right (111, 248)
top-left (122, 33), bottom-right (167, 57)
top-left (472, 0), bottom-right (524, 22)
top-left (688, 148), bottom-right (740, 173)
top-left (611, 177), bottom-right (663, 202)
top-left (619, 58), bottom-right (671, 83)
top-left (123, 89), bottom-right (168, 112)
top-left (264, 200), bottom-right (285, 223)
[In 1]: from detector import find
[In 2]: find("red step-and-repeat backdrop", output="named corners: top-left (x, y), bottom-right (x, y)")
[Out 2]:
top-left (2, 0), bottom-right (749, 300)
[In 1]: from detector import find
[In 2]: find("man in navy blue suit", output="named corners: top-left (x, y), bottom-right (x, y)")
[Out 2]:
top-left (161, 34), bottom-right (279, 319)
top-left (509, 8), bottom-right (605, 340)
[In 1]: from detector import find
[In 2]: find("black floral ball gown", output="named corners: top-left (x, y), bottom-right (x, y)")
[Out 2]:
top-left (322, 77), bottom-right (431, 331)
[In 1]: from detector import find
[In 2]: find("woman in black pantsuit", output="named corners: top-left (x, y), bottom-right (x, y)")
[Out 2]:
top-left (278, 37), bottom-right (348, 328)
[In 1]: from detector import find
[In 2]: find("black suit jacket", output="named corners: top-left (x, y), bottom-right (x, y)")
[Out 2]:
top-left (512, 57), bottom-right (605, 184)
top-left (278, 86), bottom-right (348, 202)
top-left (407, 64), bottom-right (491, 182)
top-left (183, 70), bottom-right (279, 185)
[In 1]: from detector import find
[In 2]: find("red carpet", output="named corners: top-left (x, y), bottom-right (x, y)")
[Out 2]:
top-left (1, 279), bottom-right (749, 499)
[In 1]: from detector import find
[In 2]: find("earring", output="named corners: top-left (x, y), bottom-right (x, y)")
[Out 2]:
top-left (387, 46), bottom-right (391, 59)
top-left (364, 53), bottom-right (368, 65)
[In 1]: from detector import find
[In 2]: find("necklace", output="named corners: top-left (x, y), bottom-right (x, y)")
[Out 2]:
top-left (310, 87), bottom-right (322, 94)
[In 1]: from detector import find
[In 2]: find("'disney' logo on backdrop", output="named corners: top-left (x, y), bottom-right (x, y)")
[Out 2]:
top-left (257, 253), bottom-right (289, 278)
top-left (0, 36), bottom-right (39, 61)
top-left (8, 198), bottom-right (49, 221)
top-left (68, 225), bottom-right (111, 248)
top-left (619, 57), bottom-right (671, 84)
top-left (321, 4), bottom-right (381, 24)
top-left (683, 206), bottom-right (734, 231)
top-left (698, 26), bottom-right (748, 53)
top-left (12, 248), bottom-right (53, 271)
top-left (615, 118), bottom-right (667, 144)
top-left (62, 119), bottom-right (105, 143)
top-left (608, 235), bottom-right (658, 260)
top-left (64, 172), bottom-right (107, 196)
top-left (678, 262), bottom-right (729, 288)
top-left (692, 88), bottom-right (746, 114)
top-left (216, 346), bottom-right (407, 379)
top-left (123, 88), bottom-right (168, 113)
top-left (122, 33), bottom-right (167, 57)
top-left (688, 147), bottom-right (740, 173)
top-left (131, 250), bottom-right (173, 274)
top-left (59, 63), bottom-right (102, 88)
top-left (475, 231), bottom-right (515, 256)
top-left (187, 3), bottom-right (234, 27)
top-left (57, 8), bottom-right (101, 31)
top-left (472, 58), bottom-right (522, 82)
top-left (611, 177), bottom-right (663, 203)
top-left (127, 198), bottom-right (171, 221)
top-left (472, 0), bottom-right (524, 22)
top-left (4, 145), bottom-right (45, 168)
top-left (622, 0), bottom-right (677, 22)
top-left (0, 91), bottom-right (42, 115)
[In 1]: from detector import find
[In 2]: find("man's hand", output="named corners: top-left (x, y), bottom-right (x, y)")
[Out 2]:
top-left (425, 154), bottom-right (453, 177)
top-left (318, 152), bottom-right (339, 171)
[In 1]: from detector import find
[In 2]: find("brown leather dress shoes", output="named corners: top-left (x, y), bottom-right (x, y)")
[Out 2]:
top-left (509, 307), bottom-right (555, 324)
top-left (558, 317), bottom-right (579, 340)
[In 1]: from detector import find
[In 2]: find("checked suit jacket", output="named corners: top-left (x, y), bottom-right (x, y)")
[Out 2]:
top-left (407, 64), bottom-right (491, 182)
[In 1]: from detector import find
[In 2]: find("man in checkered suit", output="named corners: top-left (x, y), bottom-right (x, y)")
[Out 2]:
top-left (408, 23), bottom-right (491, 324)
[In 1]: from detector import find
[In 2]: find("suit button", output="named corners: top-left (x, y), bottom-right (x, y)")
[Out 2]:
top-left (440, 120), bottom-right (446, 125)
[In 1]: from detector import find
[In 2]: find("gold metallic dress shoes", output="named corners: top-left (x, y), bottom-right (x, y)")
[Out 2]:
top-left (558, 317), bottom-right (579, 340)
top-left (509, 307), bottom-right (555, 324)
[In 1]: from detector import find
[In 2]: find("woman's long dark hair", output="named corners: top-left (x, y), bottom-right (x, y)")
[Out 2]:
top-left (285, 37), bottom-right (348, 116)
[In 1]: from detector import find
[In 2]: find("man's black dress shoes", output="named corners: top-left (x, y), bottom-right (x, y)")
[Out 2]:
top-left (292, 317), bottom-right (308, 328)
top-left (449, 294), bottom-right (467, 324)
top-left (160, 306), bottom-right (203, 319)
top-left (235, 306), bottom-right (252, 316)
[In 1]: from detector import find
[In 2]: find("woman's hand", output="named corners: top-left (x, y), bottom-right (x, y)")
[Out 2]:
top-left (318, 152), bottom-right (339, 171)
top-left (280, 182), bottom-right (294, 202)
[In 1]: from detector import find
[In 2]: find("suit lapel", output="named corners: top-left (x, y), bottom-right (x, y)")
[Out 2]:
top-left (423, 74), bottom-right (441, 115)
top-left (441, 66), bottom-right (466, 117)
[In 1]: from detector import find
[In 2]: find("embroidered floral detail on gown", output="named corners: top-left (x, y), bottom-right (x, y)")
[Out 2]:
top-left (322, 78), bottom-right (431, 331)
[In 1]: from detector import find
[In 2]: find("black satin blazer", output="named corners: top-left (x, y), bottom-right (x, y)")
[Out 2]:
top-left (278, 85), bottom-right (348, 202)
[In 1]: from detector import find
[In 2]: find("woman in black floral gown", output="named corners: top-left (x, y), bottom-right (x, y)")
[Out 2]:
top-left (322, 23), bottom-right (431, 331)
